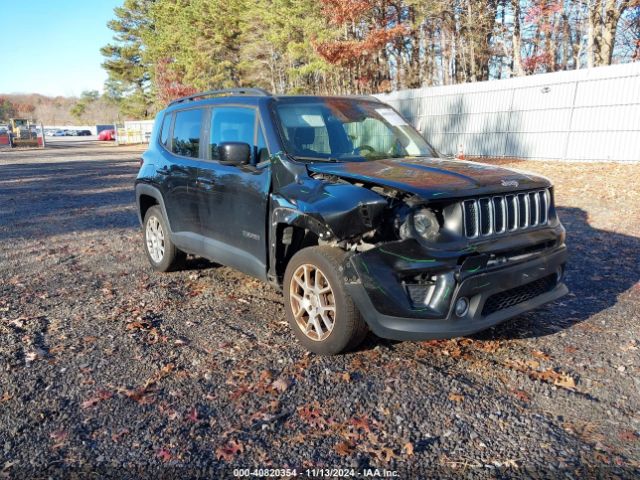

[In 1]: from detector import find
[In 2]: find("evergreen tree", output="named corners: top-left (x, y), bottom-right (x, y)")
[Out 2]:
top-left (100, 0), bottom-right (155, 118)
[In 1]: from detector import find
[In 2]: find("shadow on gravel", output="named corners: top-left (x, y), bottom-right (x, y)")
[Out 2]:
top-left (473, 206), bottom-right (640, 341)
top-left (0, 158), bottom-right (139, 241)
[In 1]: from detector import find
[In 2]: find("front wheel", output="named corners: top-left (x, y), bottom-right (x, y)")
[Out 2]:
top-left (143, 206), bottom-right (185, 272)
top-left (283, 246), bottom-right (368, 355)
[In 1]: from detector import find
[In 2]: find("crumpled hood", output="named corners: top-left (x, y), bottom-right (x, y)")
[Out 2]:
top-left (307, 157), bottom-right (551, 200)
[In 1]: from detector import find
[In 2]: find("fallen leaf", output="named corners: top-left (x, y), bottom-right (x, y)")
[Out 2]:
top-left (404, 442), bottom-right (414, 456)
top-left (551, 372), bottom-right (576, 389)
top-left (335, 441), bottom-right (354, 456)
top-left (271, 378), bottom-right (289, 392)
top-left (370, 447), bottom-right (395, 463)
top-left (25, 352), bottom-right (38, 363)
top-left (298, 402), bottom-right (327, 429)
top-left (532, 350), bottom-right (551, 360)
top-left (185, 407), bottom-right (199, 423)
top-left (503, 459), bottom-right (519, 469)
top-left (618, 430), bottom-right (638, 442)
top-left (111, 428), bottom-right (130, 442)
top-left (50, 429), bottom-right (68, 449)
top-left (215, 440), bottom-right (244, 461)
top-left (81, 389), bottom-right (113, 409)
top-left (349, 416), bottom-right (372, 433)
top-left (157, 448), bottom-right (172, 462)
top-left (448, 393), bottom-right (464, 403)
top-left (511, 389), bottom-right (530, 402)
top-left (525, 359), bottom-right (540, 369)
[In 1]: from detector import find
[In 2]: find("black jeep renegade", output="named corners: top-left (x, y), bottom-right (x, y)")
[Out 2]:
top-left (135, 88), bottom-right (568, 354)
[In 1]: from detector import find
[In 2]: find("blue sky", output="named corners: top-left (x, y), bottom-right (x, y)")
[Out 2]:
top-left (1, 0), bottom-right (123, 97)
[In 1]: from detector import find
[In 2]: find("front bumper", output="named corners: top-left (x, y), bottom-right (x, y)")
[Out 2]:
top-left (344, 235), bottom-right (568, 341)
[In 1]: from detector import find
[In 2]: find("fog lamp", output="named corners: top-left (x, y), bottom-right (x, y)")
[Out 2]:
top-left (454, 297), bottom-right (469, 317)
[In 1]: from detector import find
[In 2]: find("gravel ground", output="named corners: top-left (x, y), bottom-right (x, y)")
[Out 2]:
top-left (1, 145), bottom-right (638, 479)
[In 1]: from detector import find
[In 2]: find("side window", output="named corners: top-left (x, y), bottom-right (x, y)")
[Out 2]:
top-left (209, 107), bottom-right (256, 161)
top-left (159, 113), bottom-right (172, 147)
top-left (171, 109), bottom-right (203, 158)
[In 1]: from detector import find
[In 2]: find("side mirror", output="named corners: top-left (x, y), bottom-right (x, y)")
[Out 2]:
top-left (218, 142), bottom-right (251, 165)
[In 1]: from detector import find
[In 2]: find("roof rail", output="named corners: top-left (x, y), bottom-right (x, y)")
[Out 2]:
top-left (168, 88), bottom-right (272, 106)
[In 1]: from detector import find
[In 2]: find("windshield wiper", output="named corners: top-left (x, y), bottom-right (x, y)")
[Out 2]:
top-left (292, 155), bottom-right (340, 163)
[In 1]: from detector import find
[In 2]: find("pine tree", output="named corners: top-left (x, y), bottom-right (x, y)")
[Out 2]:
top-left (100, 0), bottom-right (154, 118)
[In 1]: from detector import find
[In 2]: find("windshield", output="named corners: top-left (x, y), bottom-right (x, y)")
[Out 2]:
top-left (273, 98), bottom-right (437, 162)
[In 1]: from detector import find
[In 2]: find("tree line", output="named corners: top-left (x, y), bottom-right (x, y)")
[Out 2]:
top-left (101, 0), bottom-right (639, 119)
top-left (0, 93), bottom-right (121, 125)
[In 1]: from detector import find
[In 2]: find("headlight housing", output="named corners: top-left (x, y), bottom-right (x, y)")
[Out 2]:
top-left (400, 208), bottom-right (440, 241)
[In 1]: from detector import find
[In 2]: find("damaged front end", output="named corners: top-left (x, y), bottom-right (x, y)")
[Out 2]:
top-left (269, 153), bottom-right (568, 340)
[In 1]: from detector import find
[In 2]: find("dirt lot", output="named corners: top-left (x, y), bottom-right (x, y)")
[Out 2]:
top-left (1, 144), bottom-right (639, 478)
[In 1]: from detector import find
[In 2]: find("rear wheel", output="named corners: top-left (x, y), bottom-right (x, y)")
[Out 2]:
top-left (283, 246), bottom-right (368, 355)
top-left (143, 206), bottom-right (185, 272)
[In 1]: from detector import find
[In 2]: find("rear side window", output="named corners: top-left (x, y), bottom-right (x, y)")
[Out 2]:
top-left (172, 109), bottom-right (203, 158)
top-left (159, 113), bottom-right (172, 147)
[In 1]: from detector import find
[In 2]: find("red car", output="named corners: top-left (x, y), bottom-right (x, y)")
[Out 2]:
top-left (98, 129), bottom-right (116, 141)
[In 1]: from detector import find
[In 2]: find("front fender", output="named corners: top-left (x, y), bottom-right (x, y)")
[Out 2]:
top-left (274, 180), bottom-right (388, 240)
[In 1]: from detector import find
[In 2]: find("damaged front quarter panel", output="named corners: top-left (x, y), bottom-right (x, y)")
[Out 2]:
top-left (270, 153), bottom-right (388, 241)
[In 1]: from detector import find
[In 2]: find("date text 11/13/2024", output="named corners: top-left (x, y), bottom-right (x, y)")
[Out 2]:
top-left (232, 467), bottom-right (400, 477)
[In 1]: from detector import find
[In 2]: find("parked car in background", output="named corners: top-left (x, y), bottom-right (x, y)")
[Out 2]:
top-left (77, 130), bottom-right (92, 136)
top-left (53, 130), bottom-right (66, 136)
top-left (98, 129), bottom-right (116, 141)
top-left (135, 88), bottom-right (568, 355)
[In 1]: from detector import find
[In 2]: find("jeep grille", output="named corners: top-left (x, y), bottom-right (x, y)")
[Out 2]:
top-left (462, 189), bottom-right (549, 239)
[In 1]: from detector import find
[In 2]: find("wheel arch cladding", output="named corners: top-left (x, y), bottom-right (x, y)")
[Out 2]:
top-left (135, 184), bottom-right (172, 231)
top-left (139, 194), bottom-right (158, 223)
top-left (270, 210), bottom-right (323, 282)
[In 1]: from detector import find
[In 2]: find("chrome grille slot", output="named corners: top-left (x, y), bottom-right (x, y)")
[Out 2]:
top-left (462, 189), bottom-right (550, 239)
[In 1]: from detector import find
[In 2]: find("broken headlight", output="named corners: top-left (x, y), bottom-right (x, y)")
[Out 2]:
top-left (400, 208), bottom-right (440, 241)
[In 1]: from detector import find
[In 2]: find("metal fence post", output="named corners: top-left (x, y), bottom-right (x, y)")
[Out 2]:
top-left (562, 80), bottom-right (580, 161)
top-left (503, 87), bottom-right (516, 157)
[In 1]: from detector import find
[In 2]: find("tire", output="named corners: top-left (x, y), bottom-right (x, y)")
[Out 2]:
top-left (142, 206), bottom-right (185, 272)
top-left (283, 246), bottom-right (368, 355)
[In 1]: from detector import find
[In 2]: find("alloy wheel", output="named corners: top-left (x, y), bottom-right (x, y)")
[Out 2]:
top-left (289, 264), bottom-right (336, 341)
top-left (145, 215), bottom-right (165, 263)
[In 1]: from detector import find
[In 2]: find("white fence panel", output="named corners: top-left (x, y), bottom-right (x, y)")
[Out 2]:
top-left (118, 120), bottom-right (154, 145)
top-left (376, 62), bottom-right (640, 162)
